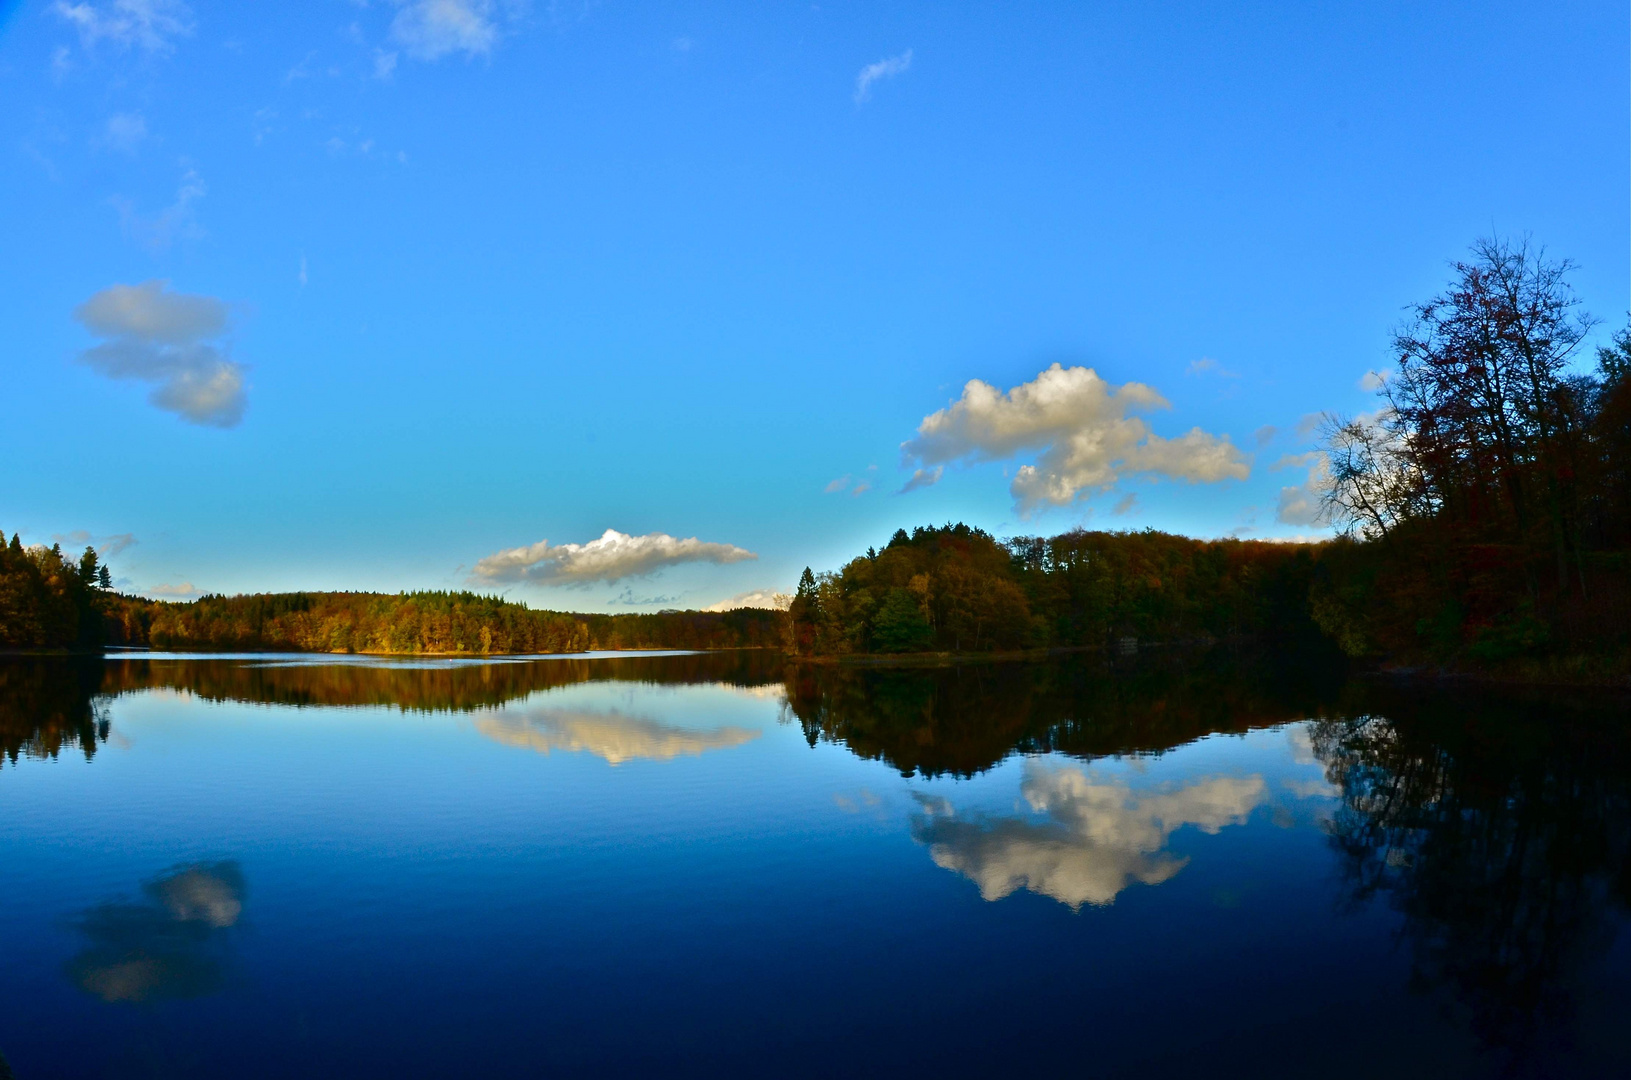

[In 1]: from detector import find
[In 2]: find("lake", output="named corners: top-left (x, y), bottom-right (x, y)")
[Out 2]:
top-left (2, 650), bottom-right (1627, 1078)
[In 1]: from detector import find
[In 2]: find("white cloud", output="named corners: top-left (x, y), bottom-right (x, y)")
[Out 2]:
top-left (1274, 451), bottom-right (1330, 527)
top-left (901, 364), bottom-right (1249, 515)
top-left (148, 581), bottom-right (200, 597)
top-left (73, 280), bottom-right (247, 427)
top-left (473, 528), bottom-right (756, 586)
top-left (824, 474), bottom-right (850, 493)
top-left (390, 0), bottom-right (503, 61)
top-left (101, 112), bottom-right (147, 153)
top-left (914, 763), bottom-right (1266, 909)
top-left (374, 49), bottom-right (399, 79)
top-left (1358, 370), bottom-right (1389, 392)
top-left (703, 590), bottom-right (790, 613)
top-left (1253, 424), bottom-right (1278, 448)
top-left (475, 706), bottom-right (758, 765)
top-left (54, 0), bottom-right (193, 54)
top-left (854, 48), bottom-right (912, 103)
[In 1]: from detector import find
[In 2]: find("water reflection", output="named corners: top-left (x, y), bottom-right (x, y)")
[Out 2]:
top-left (66, 862), bottom-right (246, 1004)
top-left (784, 650), bottom-right (1344, 777)
top-left (1313, 689), bottom-right (1631, 1061)
top-left (476, 706), bottom-right (759, 765)
top-left (0, 658), bottom-right (109, 769)
top-left (913, 763), bottom-right (1266, 908)
top-left (97, 651), bottom-right (786, 713)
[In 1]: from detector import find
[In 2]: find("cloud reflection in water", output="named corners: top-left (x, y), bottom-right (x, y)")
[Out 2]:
top-left (913, 763), bottom-right (1266, 909)
top-left (66, 862), bottom-right (245, 1003)
top-left (476, 706), bottom-right (759, 765)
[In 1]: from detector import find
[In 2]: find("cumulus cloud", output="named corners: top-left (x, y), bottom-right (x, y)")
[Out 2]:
top-left (54, 0), bottom-right (193, 54)
top-left (901, 364), bottom-right (1249, 515)
top-left (475, 706), bottom-right (759, 765)
top-left (73, 280), bottom-right (246, 427)
top-left (67, 862), bottom-right (244, 1004)
top-left (472, 528), bottom-right (756, 587)
top-left (703, 590), bottom-right (790, 613)
top-left (854, 48), bottom-right (912, 103)
top-left (148, 582), bottom-right (200, 598)
top-left (1274, 451), bottom-right (1330, 527)
top-left (391, 0), bottom-right (505, 61)
top-left (912, 763), bottom-right (1266, 909)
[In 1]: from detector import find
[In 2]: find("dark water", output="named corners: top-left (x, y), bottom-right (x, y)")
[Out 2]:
top-left (2, 650), bottom-right (1627, 1079)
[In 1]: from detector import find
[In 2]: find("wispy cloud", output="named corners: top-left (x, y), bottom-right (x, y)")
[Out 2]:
top-left (111, 166), bottom-right (205, 251)
top-left (901, 363), bottom-right (1249, 515)
top-left (148, 581), bottom-right (201, 598)
top-left (1186, 356), bottom-right (1239, 378)
top-left (898, 465), bottom-right (942, 494)
top-left (73, 280), bottom-right (247, 427)
top-left (52, 530), bottom-right (138, 558)
top-left (101, 112), bottom-right (147, 153)
top-left (1111, 492), bottom-right (1138, 516)
top-left (824, 474), bottom-right (851, 493)
top-left (854, 48), bottom-right (912, 103)
top-left (54, 0), bottom-right (193, 55)
top-left (472, 528), bottom-right (756, 587)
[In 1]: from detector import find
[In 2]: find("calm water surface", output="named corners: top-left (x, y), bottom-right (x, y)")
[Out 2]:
top-left (2, 651), bottom-right (1627, 1078)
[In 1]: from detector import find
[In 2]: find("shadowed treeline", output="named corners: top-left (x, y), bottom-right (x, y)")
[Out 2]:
top-left (783, 647), bottom-right (1350, 778)
top-left (1313, 685), bottom-right (1631, 1065)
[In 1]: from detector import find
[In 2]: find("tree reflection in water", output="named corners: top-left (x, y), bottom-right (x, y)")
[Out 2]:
top-left (1312, 688), bottom-right (1631, 1062)
top-left (66, 862), bottom-right (246, 1004)
top-left (0, 659), bottom-right (110, 769)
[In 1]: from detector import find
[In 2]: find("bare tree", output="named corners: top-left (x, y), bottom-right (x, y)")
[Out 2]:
top-left (1318, 411), bottom-right (1423, 539)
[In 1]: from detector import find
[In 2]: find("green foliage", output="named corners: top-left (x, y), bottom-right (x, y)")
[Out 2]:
top-left (792, 522), bottom-right (1332, 656)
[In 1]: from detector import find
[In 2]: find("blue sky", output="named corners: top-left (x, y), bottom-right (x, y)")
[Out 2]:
top-left (1, 1), bottom-right (1625, 610)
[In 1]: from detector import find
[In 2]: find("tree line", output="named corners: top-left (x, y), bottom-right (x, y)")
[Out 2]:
top-left (789, 523), bottom-right (1328, 657)
top-left (1, 570), bottom-right (786, 656)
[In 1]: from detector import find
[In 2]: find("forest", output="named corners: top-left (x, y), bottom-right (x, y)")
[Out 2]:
top-left (0, 573), bottom-right (785, 656)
